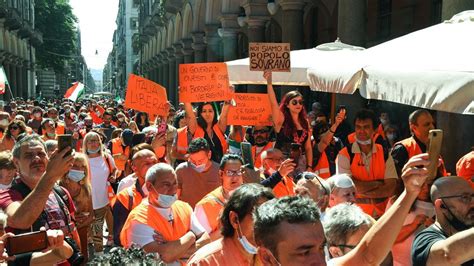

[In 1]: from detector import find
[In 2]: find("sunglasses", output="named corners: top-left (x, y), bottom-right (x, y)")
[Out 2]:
top-left (297, 172), bottom-right (329, 195)
top-left (290, 99), bottom-right (304, 106)
top-left (10, 126), bottom-right (19, 130)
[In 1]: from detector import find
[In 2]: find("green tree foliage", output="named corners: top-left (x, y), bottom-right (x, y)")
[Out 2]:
top-left (35, 0), bottom-right (77, 73)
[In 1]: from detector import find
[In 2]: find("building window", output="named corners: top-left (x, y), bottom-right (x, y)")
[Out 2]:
top-left (377, 0), bottom-right (392, 40)
top-left (130, 18), bottom-right (139, 30)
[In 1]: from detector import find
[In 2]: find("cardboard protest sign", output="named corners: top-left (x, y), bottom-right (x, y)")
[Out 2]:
top-left (228, 93), bottom-right (273, 126)
top-left (249, 43), bottom-right (291, 72)
top-left (124, 74), bottom-right (168, 119)
top-left (179, 63), bottom-right (232, 103)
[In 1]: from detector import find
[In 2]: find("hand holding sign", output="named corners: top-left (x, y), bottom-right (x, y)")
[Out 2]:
top-left (124, 74), bottom-right (168, 117)
top-left (179, 63), bottom-right (232, 103)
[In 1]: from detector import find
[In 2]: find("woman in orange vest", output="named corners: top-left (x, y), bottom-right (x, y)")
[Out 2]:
top-left (264, 71), bottom-right (313, 173)
top-left (187, 183), bottom-right (275, 266)
top-left (184, 101), bottom-right (231, 163)
top-left (0, 120), bottom-right (27, 152)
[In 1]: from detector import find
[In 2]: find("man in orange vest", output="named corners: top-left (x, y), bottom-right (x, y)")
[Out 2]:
top-left (194, 154), bottom-right (245, 241)
top-left (113, 149), bottom-right (157, 246)
top-left (40, 119), bottom-right (57, 142)
top-left (336, 109), bottom-right (398, 219)
top-left (260, 148), bottom-right (296, 198)
top-left (250, 126), bottom-right (275, 169)
top-left (120, 163), bottom-right (210, 264)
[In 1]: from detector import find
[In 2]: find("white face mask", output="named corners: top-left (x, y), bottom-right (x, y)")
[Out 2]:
top-left (190, 162), bottom-right (207, 173)
top-left (237, 222), bottom-right (258, 255)
top-left (380, 118), bottom-right (388, 126)
top-left (386, 133), bottom-right (396, 141)
top-left (355, 136), bottom-right (372, 146)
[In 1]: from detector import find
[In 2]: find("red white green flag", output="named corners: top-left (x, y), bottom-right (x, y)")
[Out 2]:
top-left (0, 66), bottom-right (8, 95)
top-left (64, 82), bottom-right (85, 102)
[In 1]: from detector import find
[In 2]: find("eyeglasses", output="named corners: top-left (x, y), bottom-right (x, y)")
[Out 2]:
top-left (88, 139), bottom-right (100, 144)
top-left (10, 126), bottom-right (19, 130)
top-left (265, 157), bottom-right (284, 163)
top-left (224, 169), bottom-right (243, 177)
top-left (290, 99), bottom-right (304, 106)
top-left (440, 193), bottom-right (474, 204)
top-left (335, 244), bottom-right (357, 250)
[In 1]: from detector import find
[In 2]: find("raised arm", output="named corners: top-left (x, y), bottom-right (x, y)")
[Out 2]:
top-left (217, 101), bottom-right (231, 133)
top-left (317, 109), bottom-right (345, 153)
top-left (263, 70), bottom-right (284, 133)
top-left (184, 102), bottom-right (197, 135)
top-left (426, 227), bottom-right (474, 265)
top-left (6, 148), bottom-right (73, 229)
top-left (337, 153), bottom-right (431, 266)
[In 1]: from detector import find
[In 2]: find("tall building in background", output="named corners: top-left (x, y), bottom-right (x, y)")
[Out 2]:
top-left (104, 0), bottom-right (139, 98)
top-left (0, 0), bottom-right (42, 100)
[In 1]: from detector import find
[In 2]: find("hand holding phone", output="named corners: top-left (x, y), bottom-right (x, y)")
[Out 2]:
top-left (427, 129), bottom-right (443, 182)
top-left (5, 231), bottom-right (48, 255)
top-left (57, 134), bottom-right (73, 157)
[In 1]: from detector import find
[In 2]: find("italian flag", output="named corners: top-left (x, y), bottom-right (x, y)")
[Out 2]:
top-left (0, 66), bottom-right (8, 95)
top-left (64, 82), bottom-right (85, 102)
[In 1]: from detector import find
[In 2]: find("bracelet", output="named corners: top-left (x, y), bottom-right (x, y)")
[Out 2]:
top-left (329, 128), bottom-right (336, 134)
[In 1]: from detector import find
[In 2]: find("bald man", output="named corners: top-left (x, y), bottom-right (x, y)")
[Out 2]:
top-left (412, 176), bottom-right (474, 265)
top-left (113, 149), bottom-right (158, 245)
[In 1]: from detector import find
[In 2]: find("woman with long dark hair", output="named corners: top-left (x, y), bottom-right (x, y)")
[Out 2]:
top-left (264, 71), bottom-right (313, 172)
top-left (184, 101), bottom-right (231, 163)
top-left (0, 120), bottom-right (27, 152)
top-left (133, 112), bottom-right (149, 131)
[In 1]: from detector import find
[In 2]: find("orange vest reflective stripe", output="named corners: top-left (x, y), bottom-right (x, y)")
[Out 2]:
top-left (273, 176), bottom-right (295, 198)
top-left (115, 186), bottom-right (144, 210)
top-left (251, 142), bottom-right (275, 169)
top-left (120, 200), bottom-right (192, 248)
top-left (314, 152), bottom-right (331, 179)
top-left (194, 124), bottom-right (228, 154)
top-left (377, 124), bottom-right (386, 139)
top-left (0, 131), bottom-right (3, 140)
top-left (339, 144), bottom-right (388, 218)
top-left (55, 123), bottom-right (65, 135)
top-left (395, 137), bottom-right (448, 177)
top-left (195, 186), bottom-right (225, 234)
top-left (176, 127), bottom-right (189, 155)
top-left (111, 138), bottom-right (130, 171)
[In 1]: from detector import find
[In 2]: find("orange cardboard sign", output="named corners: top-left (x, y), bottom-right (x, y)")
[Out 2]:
top-left (179, 63), bottom-right (232, 103)
top-left (228, 93), bottom-right (273, 126)
top-left (124, 74), bottom-right (168, 118)
top-left (249, 42), bottom-right (291, 72)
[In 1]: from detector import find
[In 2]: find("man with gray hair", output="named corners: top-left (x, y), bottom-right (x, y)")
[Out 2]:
top-left (0, 134), bottom-right (79, 260)
top-left (324, 203), bottom-right (374, 259)
top-left (327, 174), bottom-right (356, 208)
top-left (120, 163), bottom-right (210, 264)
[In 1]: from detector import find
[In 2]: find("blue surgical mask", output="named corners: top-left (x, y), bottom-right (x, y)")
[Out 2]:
top-left (158, 193), bottom-right (178, 208)
top-left (67, 169), bottom-right (85, 182)
top-left (190, 162), bottom-right (207, 173)
top-left (355, 136), bottom-right (372, 146)
top-left (238, 222), bottom-right (258, 254)
top-left (87, 147), bottom-right (101, 154)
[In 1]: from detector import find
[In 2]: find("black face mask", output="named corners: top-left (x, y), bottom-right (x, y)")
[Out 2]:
top-left (442, 200), bottom-right (472, 232)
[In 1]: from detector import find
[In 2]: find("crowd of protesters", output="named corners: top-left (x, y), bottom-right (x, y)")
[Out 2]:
top-left (0, 71), bottom-right (471, 265)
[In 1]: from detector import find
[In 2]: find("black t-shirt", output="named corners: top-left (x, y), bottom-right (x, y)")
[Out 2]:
top-left (412, 225), bottom-right (474, 266)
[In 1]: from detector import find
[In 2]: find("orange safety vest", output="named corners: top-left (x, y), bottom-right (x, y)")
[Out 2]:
top-left (339, 143), bottom-right (388, 218)
top-left (56, 122), bottom-right (65, 135)
top-left (176, 126), bottom-right (190, 155)
top-left (195, 186), bottom-right (225, 234)
top-left (456, 151), bottom-right (474, 189)
top-left (377, 124), bottom-right (386, 140)
top-left (111, 138), bottom-right (130, 171)
top-left (313, 152), bottom-right (331, 179)
top-left (115, 185), bottom-right (144, 210)
top-left (273, 176), bottom-right (296, 198)
top-left (194, 124), bottom-right (228, 155)
top-left (395, 137), bottom-right (447, 177)
top-left (120, 200), bottom-right (192, 248)
top-left (251, 142), bottom-right (275, 169)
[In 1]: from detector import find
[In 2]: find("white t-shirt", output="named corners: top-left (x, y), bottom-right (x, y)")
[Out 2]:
top-left (193, 205), bottom-right (212, 234)
top-left (89, 154), bottom-right (116, 209)
top-left (117, 173), bottom-right (148, 195)
top-left (128, 200), bottom-right (206, 261)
